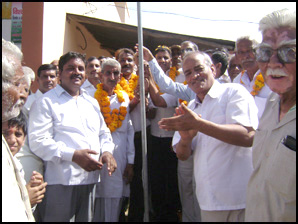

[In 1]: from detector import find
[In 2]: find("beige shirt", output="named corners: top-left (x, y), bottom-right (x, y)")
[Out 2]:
top-left (2, 135), bottom-right (35, 222)
top-left (245, 92), bottom-right (296, 222)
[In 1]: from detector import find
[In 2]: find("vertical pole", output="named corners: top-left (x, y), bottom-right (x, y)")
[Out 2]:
top-left (137, 2), bottom-right (149, 222)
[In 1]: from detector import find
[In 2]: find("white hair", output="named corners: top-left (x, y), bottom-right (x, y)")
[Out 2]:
top-left (182, 51), bottom-right (213, 68)
top-left (22, 66), bottom-right (35, 87)
top-left (2, 38), bottom-right (23, 83)
top-left (259, 9), bottom-right (296, 34)
top-left (235, 36), bottom-right (259, 52)
top-left (101, 57), bottom-right (121, 72)
top-left (2, 39), bottom-right (24, 122)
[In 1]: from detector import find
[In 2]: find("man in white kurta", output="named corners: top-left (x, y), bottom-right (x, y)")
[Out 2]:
top-left (93, 58), bottom-right (135, 222)
top-left (94, 90), bottom-right (135, 222)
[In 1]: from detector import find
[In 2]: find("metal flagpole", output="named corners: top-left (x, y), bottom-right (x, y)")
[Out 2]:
top-left (137, 2), bottom-right (149, 222)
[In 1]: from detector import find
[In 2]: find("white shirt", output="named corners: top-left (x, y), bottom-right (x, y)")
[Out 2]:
top-left (173, 81), bottom-right (259, 211)
top-left (233, 69), bottom-right (272, 119)
top-left (149, 58), bottom-right (196, 101)
top-left (18, 90), bottom-right (44, 183)
top-left (28, 84), bottom-right (115, 185)
top-left (217, 73), bottom-right (231, 83)
top-left (22, 89), bottom-right (43, 119)
top-left (81, 79), bottom-right (97, 97)
top-left (96, 90), bottom-right (135, 198)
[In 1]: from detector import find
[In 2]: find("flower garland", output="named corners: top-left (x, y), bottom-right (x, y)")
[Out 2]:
top-left (169, 66), bottom-right (180, 81)
top-left (118, 73), bottom-right (139, 100)
top-left (240, 71), bottom-right (265, 97)
top-left (94, 83), bottom-right (127, 132)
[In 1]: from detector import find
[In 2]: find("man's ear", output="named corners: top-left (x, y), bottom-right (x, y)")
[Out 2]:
top-left (210, 64), bottom-right (217, 78)
top-left (214, 62), bottom-right (222, 78)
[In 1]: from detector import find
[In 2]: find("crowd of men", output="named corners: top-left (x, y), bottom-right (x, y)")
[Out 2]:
top-left (2, 8), bottom-right (296, 222)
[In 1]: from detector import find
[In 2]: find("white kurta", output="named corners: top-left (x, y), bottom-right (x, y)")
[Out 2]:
top-left (96, 90), bottom-right (135, 198)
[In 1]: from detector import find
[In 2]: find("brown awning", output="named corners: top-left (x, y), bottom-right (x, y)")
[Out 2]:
top-left (67, 13), bottom-right (235, 56)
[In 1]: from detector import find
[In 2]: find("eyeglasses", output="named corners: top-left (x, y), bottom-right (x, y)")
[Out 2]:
top-left (255, 46), bottom-right (296, 63)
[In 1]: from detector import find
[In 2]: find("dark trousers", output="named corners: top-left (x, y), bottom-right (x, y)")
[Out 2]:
top-left (148, 135), bottom-right (181, 222)
top-left (128, 128), bottom-right (152, 222)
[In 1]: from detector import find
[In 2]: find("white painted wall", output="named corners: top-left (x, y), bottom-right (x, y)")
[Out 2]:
top-left (42, 2), bottom-right (128, 63)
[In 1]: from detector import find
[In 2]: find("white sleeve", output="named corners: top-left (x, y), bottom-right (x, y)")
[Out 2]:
top-left (148, 58), bottom-right (195, 101)
top-left (126, 114), bottom-right (135, 164)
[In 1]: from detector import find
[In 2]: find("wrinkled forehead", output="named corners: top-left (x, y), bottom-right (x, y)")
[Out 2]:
top-left (183, 53), bottom-right (205, 68)
top-left (103, 65), bottom-right (120, 72)
top-left (262, 27), bottom-right (296, 47)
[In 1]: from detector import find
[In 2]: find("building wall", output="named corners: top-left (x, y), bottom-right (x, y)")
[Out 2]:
top-left (42, 2), bottom-right (127, 64)
top-left (20, 2), bottom-right (128, 92)
top-left (22, 2), bottom-right (43, 93)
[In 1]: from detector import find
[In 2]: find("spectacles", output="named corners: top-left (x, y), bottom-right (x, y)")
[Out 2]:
top-left (255, 46), bottom-right (296, 63)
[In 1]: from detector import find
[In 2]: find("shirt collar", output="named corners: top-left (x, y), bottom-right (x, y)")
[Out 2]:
top-left (207, 80), bottom-right (221, 99)
top-left (194, 80), bottom-right (220, 109)
top-left (55, 84), bottom-right (86, 97)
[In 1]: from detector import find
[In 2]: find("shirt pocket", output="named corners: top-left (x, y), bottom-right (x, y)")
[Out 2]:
top-left (266, 141), bottom-right (296, 199)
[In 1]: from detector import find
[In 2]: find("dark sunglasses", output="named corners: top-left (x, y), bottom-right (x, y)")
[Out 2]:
top-left (255, 46), bottom-right (296, 63)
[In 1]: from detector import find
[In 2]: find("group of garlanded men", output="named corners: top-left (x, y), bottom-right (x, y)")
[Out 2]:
top-left (2, 8), bottom-right (296, 222)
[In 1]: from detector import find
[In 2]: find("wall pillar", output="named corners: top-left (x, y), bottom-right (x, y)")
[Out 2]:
top-left (22, 2), bottom-right (44, 93)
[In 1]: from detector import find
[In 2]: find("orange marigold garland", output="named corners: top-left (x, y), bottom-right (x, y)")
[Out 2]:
top-left (251, 73), bottom-right (265, 96)
top-left (118, 73), bottom-right (139, 100)
top-left (94, 83), bottom-right (127, 132)
top-left (240, 71), bottom-right (265, 97)
top-left (169, 66), bottom-right (180, 81)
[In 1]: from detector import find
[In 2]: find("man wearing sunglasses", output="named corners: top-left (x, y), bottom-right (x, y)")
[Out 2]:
top-left (233, 37), bottom-right (272, 119)
top-left (245, 9), bottom-right (296, 222)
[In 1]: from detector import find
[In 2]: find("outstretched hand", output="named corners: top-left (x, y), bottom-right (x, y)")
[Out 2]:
top-left (158, 103), bottom-right (201, 140)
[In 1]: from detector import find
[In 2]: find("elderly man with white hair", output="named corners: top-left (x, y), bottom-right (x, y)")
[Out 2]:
top-left (2, 38), bottom-right (35, 221)
top-left (245, 9), bottom-right (296, 222)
